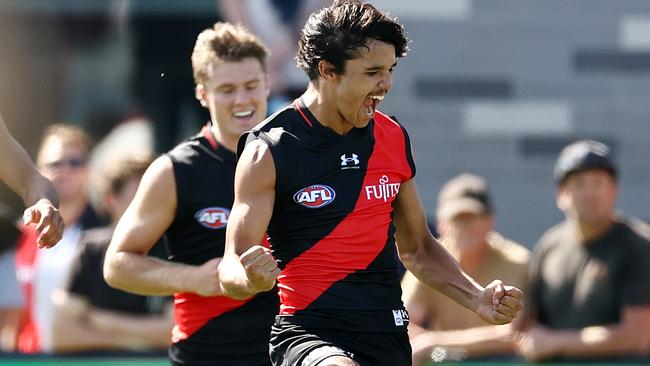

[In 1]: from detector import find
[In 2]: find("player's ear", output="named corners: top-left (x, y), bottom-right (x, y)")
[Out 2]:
top-left (195, 84), bottom-right (208, 107)
top-left (317, 60), bottom-right (337, 81)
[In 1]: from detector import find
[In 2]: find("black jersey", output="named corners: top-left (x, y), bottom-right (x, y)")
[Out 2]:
top-left (531, 217), bottom-right (650, 329)
top-left (165, 125), bottom-right (278, 366)
top-left (239, 99), bottom-right (416, 333)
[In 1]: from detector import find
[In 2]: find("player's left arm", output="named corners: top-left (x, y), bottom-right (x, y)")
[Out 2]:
top-left (0, 114), bottom-right (63, 248)
top-left (393, 179), bottom-right (523, 325)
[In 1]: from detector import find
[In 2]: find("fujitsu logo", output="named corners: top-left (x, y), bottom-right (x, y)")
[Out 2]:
top-left (364, 175), bottom-right (400, 202)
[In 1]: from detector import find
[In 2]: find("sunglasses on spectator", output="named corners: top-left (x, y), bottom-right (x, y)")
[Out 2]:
top-left (42, 157), bottom-right (87, 171)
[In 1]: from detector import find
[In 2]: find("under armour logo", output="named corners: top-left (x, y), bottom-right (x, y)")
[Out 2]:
top-left (340, 153), bottom-right (360, 169)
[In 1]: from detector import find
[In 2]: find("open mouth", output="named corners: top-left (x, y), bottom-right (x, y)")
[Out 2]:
top-left (364, 94), bottom-right (385, 118)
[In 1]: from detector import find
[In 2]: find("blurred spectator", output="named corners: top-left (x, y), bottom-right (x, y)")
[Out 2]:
top-left (15, 125), bottom-right (105, 353)
top-left (517, 140), bottom-right (650, 362)
top-left (88, 117), bottom-right (155, 208)
top-left (51, 154), bottom-right (172, 353)
top-left (403, 174), bottom-right (530, 365)
top-left (0, 204), bottom-right (22, 352)
top-left (219, 0), bottom-right (323, 112)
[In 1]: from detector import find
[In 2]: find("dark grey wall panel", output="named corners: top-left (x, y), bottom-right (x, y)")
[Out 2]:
top-left (575, 50), bottom-right (650, 72)
top-left (518, 136), bottom-right (617, 159)
top-left (414, 78), bottom-right (512, 99)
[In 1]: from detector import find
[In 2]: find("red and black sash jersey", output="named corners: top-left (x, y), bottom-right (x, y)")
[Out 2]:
top-left (239, 100), bottom-right (416, 332)
top-left (165, 125), bottom-right (278, 365)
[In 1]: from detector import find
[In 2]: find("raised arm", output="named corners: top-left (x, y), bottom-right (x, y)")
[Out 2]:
top-left (219, 139), bottom-right (280, 300)
top-left (104, 156), bottom-right (222, 296)
top-left (0, 115), bottom-right (62, 248)
top-left (394, 179), bottom-right (523, 325)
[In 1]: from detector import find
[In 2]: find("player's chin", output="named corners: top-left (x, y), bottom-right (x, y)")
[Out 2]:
top-left (238, 116), bottom-right (263, 130)
top-left (354, 115), bottom-right (373, 128)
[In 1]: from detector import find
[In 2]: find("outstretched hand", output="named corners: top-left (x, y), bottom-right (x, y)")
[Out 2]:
top-left (23, 199), bottom-right (64, 248)
top-left (240, 245), bottom-right (280, 294)
top-left (476, 280), bottom-right (524, 325)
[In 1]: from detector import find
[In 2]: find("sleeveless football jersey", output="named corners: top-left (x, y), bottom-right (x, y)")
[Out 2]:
top-left (166, 125), bottom-right (278, 365)
top-left (239, 99), bottom-right (416, 333)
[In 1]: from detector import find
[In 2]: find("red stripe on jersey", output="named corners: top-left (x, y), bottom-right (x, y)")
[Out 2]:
top-left (172, 293), bottom-right (254, 342)
top-left (201, 124), bottom-right (219, 150)
top-left (171, 235), bottom-right (270, 342)
top-left (293, 100), bottom-right (314, 127)
top-left (278, 111), bottom-right (413, 314)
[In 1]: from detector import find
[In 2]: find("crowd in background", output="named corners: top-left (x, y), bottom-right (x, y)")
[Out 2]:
top-left (1, 1), bottom-right (650, 365)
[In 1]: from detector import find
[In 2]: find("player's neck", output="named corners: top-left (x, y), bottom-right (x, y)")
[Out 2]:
top-left (209, 124), bottom-right (237, 153)
top-left (301, 85), bottom-right (352, 135)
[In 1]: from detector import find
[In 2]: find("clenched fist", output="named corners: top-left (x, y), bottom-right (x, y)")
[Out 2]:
top-left (240, 245), bottom-right (280, 293)
top-left (476, 280), bottom-right (524, 325)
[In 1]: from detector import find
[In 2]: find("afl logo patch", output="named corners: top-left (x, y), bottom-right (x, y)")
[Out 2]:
top-left (194, 207), bottom-right (230, 229)
top-left (293, 185), bottom-right (336, 208)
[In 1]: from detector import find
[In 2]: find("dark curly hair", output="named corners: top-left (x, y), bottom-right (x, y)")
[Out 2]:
top-left (297, 0), bottom-right (409, 81)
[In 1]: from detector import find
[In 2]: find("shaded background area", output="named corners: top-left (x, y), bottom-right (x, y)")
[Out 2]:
top-left (372, 0), bottom-right (650, 246)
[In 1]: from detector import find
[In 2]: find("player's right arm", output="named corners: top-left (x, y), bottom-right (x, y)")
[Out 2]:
top-left (103, 156), bottom-right (222, 296)
top-left (219, 139), bottom-right (280, 300)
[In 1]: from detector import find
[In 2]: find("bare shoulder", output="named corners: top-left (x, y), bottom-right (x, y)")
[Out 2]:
top-left (144, 155), bottom-right (174, 182)
top-left (131, 155), bottom-right (176, 211)
top-left (110, 155), bottom-right (176, 253)
top-left (236, 139), bottom-right (276, 187)
top-left (239, 138), bottom-right (274, 167)
top-left (141, 155), bottom-right (174, 190)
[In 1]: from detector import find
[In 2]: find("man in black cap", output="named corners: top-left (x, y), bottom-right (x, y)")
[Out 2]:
top-left (517, 139), bottom-right (650, 362)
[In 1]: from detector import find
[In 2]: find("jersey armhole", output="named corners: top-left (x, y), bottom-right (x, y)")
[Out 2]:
top-left (389, 115), bottom-right (417, 179)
